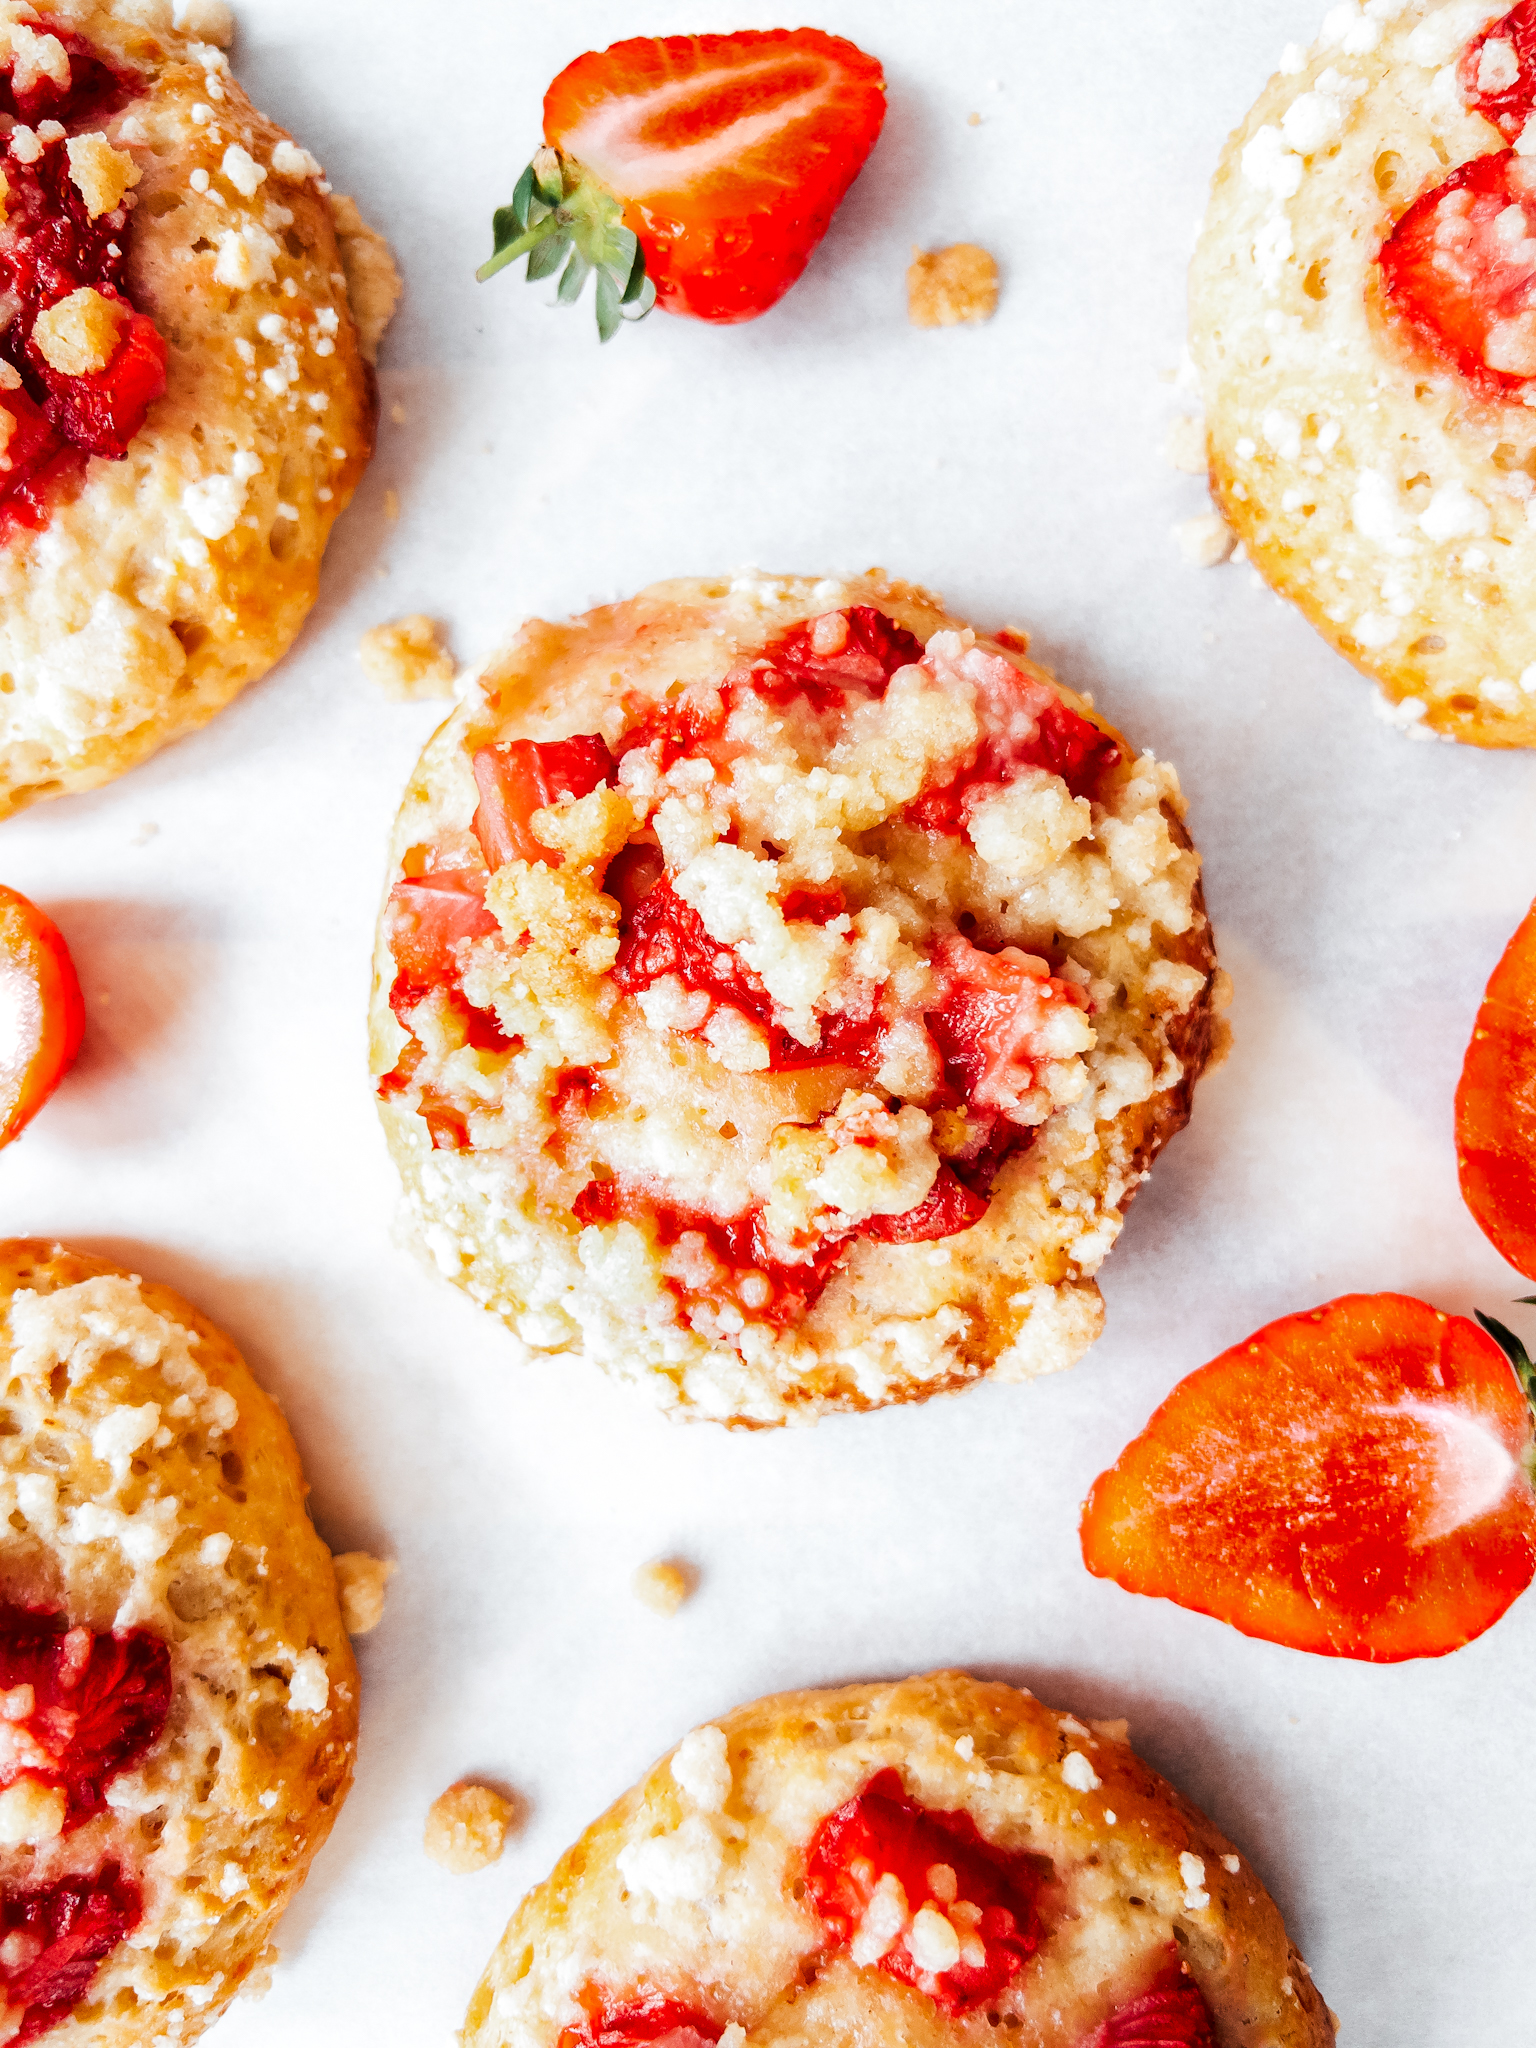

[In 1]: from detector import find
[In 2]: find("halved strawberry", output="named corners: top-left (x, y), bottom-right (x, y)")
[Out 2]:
top-left (0, 887), bottom-right (84, 1149)
top-left (1378, 148), bottom-right (1536, 393)
top-left (1456, 895), bottom-right (1536, 1279)
top-left (479, 30), bottom-right (887, 337)
top-left (1459, 2), bottom-right (1536, 142)
top-left (1080, 1294), bottom-right (1536, 1661)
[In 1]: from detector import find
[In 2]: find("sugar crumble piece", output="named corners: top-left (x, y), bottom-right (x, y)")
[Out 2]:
top-left (1173, 511), bottom-right (1236, 566)
top-left (327, 192), bottom-right (401, 363)
top-left (1164, 414), bottom-right (1207, 474)
top-left (632, 1557), bottom-right (695, 1615)
top-left (1221, 1853), bottom-right (1241, 1873)
top-left (358, 614), bottom-right (457, 699)
top-left (424, 1782), bottom-right (518, 1873)
top-left (907, 243), bottom-right (999, 328)
top-left (1061, 1750), bottom-right (1101, 1793)
top-left (174, 0), bottom-right (235, 42)
top-left (333, 1550), bottom-right (395, 1635)
top-left (66, 133), bottom-right (141, 219)
top-left (383, 487), bottom-right (400, 521)
top-left (32, 287), bottom-right (128, 375)
top-left (390, 400), bottom-right (407, 425)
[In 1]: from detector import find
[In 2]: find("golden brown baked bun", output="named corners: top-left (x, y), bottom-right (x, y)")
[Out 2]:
top-left (1192, 0), bottom-right (1536, 747)
top-left (463, 1671), bottom-right (1334, 2048)
top-left (0, 1240), bottom-right (358, 2043)
top-left (0, 0), bottom-right (399, 814)
top-left (370, 571), bottom-right (1222, 1427)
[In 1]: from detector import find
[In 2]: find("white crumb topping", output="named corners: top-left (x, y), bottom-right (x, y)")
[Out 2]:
top-left (286, 1649), bottom-right (329, 1715)
top-left (220, 144), bottom-right (267, 199)
top-left (1061, 1750), bottom-right (1101, 1792)
top-left (671, 1725), bottom-right (731, 1813)
top-left (616, 1812), bottom-right (723, 1906)
top-left (1179, 1850), bottom-right (1210, 1910)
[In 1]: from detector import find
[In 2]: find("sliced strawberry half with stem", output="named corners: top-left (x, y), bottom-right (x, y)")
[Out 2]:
top-left (1079, 1293), bottom-right (1536, 1661)
top-left (479, 30), bottom-right (887, 337)
top-left (1457, 895), bottom-right (1536, 1279)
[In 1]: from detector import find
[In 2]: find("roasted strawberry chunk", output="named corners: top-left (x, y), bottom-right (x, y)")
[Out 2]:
top-left (928, 937), bottom-right (1090, 1126)
top-left (905, 653), bottom-right (1118, 833)
top-left (1087, 1957), bottom-right (1215, 2047)
top-left (0, 1607), bottom-right (170, 1828)
top-left (0, 28), bottom-right (137, 131)
top-left (863, 1166), bottom-right (988, 1243)
top-left (752, 606), bottom-right (925, 704)
top-left (471, 736), bottom-right (618, 869)
top-left (806, 1768), bottom-right (1043, 2015)
top-left (559, 1993), bottom-right (720, 2048)
top-left (1460, 3), bottom-right (1536, 141)
top-left (1, 1863), bottom-right (141, 2045)
top-left (383, 871), bottom-right (500, 1016)
top-left (1378, 148), bottom-right (1536, 392)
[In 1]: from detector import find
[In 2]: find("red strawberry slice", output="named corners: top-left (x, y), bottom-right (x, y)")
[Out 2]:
top-left (471, 736), bottom-right (618, 870)
top-left (1080, 1294), bottom-right (1536, 1661)
top-left (480, 30), bottom-right (887, 335)
top-left (1456, 896), bottom-right (1536, 1279)
top-left (2, 1863), bottom-right (141, 2045)
top-left (1087, 1957), bottom-right (1214, 2048)
top-left (0, 1607), bottom-right (170, 1828)
top-left (805, 1768), bottom-right (1044, 2016)
top-left (864, 1165), bottom-right (988, 1244)
top-left (1460, 2), bottom-right (1536, 140)
top-left (559, 1993), bottom-right (720, 2048)
top-left (1378, 148), bottom-right (1536, 393)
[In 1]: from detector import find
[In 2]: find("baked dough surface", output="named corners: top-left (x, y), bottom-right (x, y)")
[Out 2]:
top-left (1192, 0), bottom-right (1536, 746)
top-left (371, 571), bottom-right (1221, 1427)
top-left (0, 1240), bottom-right (357, 2043)
top-left (463, 1671), bottom-right (1334, 2048)
top-left (0, 0), bottom-right (395, 814)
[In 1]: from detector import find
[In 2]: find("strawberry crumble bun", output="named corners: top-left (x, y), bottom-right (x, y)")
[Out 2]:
top-left (461, 1671), bottom-right (1334, 2048)
top-left (0, 1241), bottom-right (358, 2042)
top-left (1191, 0), bottom-right (1536, 748)
top-left (371, 573), bottom-right (1222, 1426)
top-left (0, 0), bottom-right (397, 815)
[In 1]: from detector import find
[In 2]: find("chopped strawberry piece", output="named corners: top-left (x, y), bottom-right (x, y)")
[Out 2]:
top-left (2, 1863), bottom-right (140, 2045)
top-left (928, 937), bottom-right (1088, 1126)
top-left (538, 30), bottom-right (887, 324)
top-left (0, 99), bottom-right (162, 538)
top-left (471, 736), bottom-right (617, 870)
top-left (805, 1768), bottom-right (1043, 2015)
top-left (753, 606), bottom-right (925, 702)
top-left (1456, 896), bottom-right (1536, 1279)
top-left (384, 871), bottom-right (500, 1014)
top-left (905, 652), bottom-right (1118, 833)
top-left (0, 29), bottom-right (138, 131)
top-left (40, 310), bottom-right (166, 461)
top-left (1460, 3), bottom-right (1536, 140)
top-left (0, 1606), bottom-right (170, 1827)
top-left (604, 841), bottom-right (665, 919)
top-left (864, 1165), bottom-right (988, 1243)
top-left (1378, 148), bottom-right (1536, 392)
top-left (559, 1993), bottom-right (720, 2048)
top-left (612, 877), bottom-right (886, 1073)
top-left (1080, 1294), bottom-right (1536, 1661)
top-left (1087, 1957), bottom-right (1215, 2048)
top-left (0, 886), bottom-right (85, 1148)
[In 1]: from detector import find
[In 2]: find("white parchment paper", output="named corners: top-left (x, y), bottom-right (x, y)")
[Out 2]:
top-left (0, 1), bottom-right (1532, 2041)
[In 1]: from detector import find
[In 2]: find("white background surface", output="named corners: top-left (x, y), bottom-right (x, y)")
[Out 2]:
top-left (2, 0), bottom-right (1535, 2041)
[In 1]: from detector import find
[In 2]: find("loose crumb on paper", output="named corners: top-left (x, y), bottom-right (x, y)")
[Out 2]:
top-left (632, 1557), bottom-right (695, 1615)
top-left (1173, 511), bottom-right (1236, 567)
top-left (424, 1782), bottom-right (518, 1873)
top-left (333, 1551), bottom-right (395, 1635)
top-left (359, 614), bottom-right (457, 699)
top-left (907, 244), bottom-right (999, 328)
top-left (1164, 415), bottom-right (1208, 475)
top-left (383, 487), bottom-right (400, 522)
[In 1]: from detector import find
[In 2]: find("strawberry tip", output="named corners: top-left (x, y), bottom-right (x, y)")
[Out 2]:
top-left (479, 149), bottom-right (655, 342)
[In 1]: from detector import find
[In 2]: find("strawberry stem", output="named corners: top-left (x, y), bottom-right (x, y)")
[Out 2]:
top-left (1475, 1307), bottom-right (1536, 1438)
top-left (478, 148), bottom-right (656, 341)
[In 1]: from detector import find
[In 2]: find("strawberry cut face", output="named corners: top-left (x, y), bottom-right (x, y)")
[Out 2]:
top-left (541, 30), bottom-right (888, 324)
top-left (1378, 148), bottom-right (1536, 393)
top-left (0, 1606), bottom-right (171, 1829)
top-left (471, 736), bottom-right (618, 871)
top-left (1081, 1294), bottom-right (1536, 1661)
top-left (2, 1864), bottom-right (141, 2045)
top-left (805, 1768), bottom-right (1045, 2016)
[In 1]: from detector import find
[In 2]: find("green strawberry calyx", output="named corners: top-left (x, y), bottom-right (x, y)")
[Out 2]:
top-left (1475, 1300), bottom-right (1536, 1487)
top-left (477, 148), bottom-right (657, 342)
